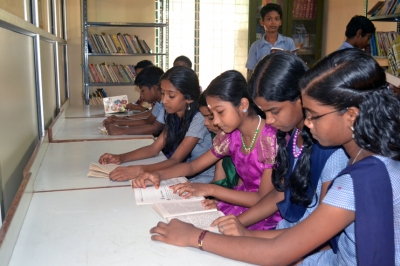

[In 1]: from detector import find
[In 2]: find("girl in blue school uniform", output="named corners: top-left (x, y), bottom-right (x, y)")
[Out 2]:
top-left (212, 52), bottom-right (348, 235)
top-left (148, 48), bottom-right (400, 266)
top-left (98, 66), bottom-right (214, 184)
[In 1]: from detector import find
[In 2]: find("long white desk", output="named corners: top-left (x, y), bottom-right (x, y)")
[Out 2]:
top-left (65, 104), bottom-right (140, 118)
top-left (33, 139), bottom-right (166, 192)
top-left (8, 187), bottom-right (249, 266)
top-left (49, 115), bottom-right (153, 142)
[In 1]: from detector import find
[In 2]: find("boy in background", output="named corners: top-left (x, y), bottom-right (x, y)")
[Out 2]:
top-left (173, 55), bottom-right (192, 68)
top-left (246, 3), bottom-right (295, 80)
top-left (125, 60), bottom-right (154, 112)
top-left (338, 15), bottom-right (375, 50)
top-left (103, 66), bottom-right (165, 136)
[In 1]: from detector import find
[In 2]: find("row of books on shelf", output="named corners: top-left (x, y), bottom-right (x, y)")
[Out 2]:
top-left (370, 31), bottom-right (399, 57)
top-left (88, 33), bottom-right (152, 54)
top-left (82, 89), bottom-right (108, 105)
top-left (292, 0), bottom-right (317, 19)
top-left (368, 0), bottom-right (400, 16)
top-left (88, 63), bottom-right (136, 84)
top-left (293, 33), bottom-right (315, 49)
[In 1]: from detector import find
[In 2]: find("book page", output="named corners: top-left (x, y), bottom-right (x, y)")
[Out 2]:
top-left (166, 211), bottom-right (224, 232)
top-left (152, 201), bottom-right (217, 218)
top-left (134, 177), bottom-right (204, 205)
top-left (87, 163), bottom-right (119, 178)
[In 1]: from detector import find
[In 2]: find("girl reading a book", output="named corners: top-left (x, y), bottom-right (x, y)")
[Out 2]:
top-left (210, 52), bottom-right (348, 236)
top-left (98, 66), bottom-right (214, 184)
top-left (198, 92), bottom-right (239, 190)
top-left (148, 48), bottom-right (400, 265)
top-left (133, 70), bottom-right (281, 230)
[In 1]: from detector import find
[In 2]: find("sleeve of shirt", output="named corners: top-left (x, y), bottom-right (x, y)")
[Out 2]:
top-left (288, 38), bottom-right (296, 51)
top-left (211, 131), bottom-right (231, 159)
top-left (246, 42), bottom-right (258, 70)
top-left (155, 104), bottom-right (165, 124)
top-left (185, 112), bottom-right (207, 139)
top-left (320, 148), bottom-right (349, 183)
top-left (151, 102), bottom-right (161, 117)
top-left (323, 174), bottom-right (355, 212)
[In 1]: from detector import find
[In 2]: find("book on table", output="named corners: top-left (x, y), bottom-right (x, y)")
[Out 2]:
top-left (103, 95), bottom-right (128, 114)
top-left (134, 176), bottom-right (224, 231)
top-left (87, 163), bottom-right (119, 178)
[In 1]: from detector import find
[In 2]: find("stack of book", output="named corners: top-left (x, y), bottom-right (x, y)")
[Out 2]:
top-left (292, 0), bottom-right (318, 19)
top-left (82, 88), bottom-right (108, 105)
top-left (88, 33), bottom-right (152, 54)
top-left (370, 31), bottom-right (399, 57)
top-left (88, 63), bottom-right (136, 84)
top-left (368, 0), bottom-right (400, 16)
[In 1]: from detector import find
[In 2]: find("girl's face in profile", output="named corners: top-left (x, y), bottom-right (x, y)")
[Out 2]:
top-left (254, 96), bottom-right (303, 132)
top-left (161, 80), bottom-right (192, 118)
top-left (302, 94), bottom-right (351, 147)
top-left (199, 106), bottom-right (219, 134)
top-left (206, 96), bottom-right (242, 134)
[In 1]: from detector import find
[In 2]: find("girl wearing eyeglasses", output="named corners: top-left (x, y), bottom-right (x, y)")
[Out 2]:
top-left (148, 49), bottom-right (399, 265)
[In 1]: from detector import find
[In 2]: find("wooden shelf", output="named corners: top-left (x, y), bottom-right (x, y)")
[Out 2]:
top-left (369, 14), bottom-right (400, 22)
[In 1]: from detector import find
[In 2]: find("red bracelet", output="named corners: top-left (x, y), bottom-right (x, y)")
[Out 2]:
top-left (198, 230), bottom-right (209, 251)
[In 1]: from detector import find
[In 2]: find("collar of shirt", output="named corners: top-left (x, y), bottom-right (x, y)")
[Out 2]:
top-left (261, 33), bottom-right (285, 46)
top-left (339, 41), bottom-right (354, 49)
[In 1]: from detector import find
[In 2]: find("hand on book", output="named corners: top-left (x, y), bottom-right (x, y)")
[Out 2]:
top-left (132, 172), bottom-right (161, 189)
top-left (109, 165), bottom-right (144, 181)
top-left (98, 153), bottom-right (123, 165)
top-left (150, 219), bottom-right (202, 248)
top-left (171, 183), bottom-right (211, 199)
top-left (211, 215), bottom-right (250, 237)
top-left (202, 199), bottom-right (218, 210)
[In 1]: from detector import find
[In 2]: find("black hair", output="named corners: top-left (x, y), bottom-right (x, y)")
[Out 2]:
top-left (134, 65), bottom-right (164, 89)
top-left (300, 48), bottom-right (400, 160)
top-left (134, 60), bottom-right (153, 71)
top-left (260, 3), bottom-right (283, 20)
top-left (173, 55), bottom-right (193, 68)
top-left (204, 70), bottom-right (265, 119)
top-left (198, 92), bottom-right (207, 108)
top-left (160, 66), bottom-right (200, 152)
top-left (249, 52), bottom-right (314, 205)
top-left (345, 15), bottom-right (376, 38)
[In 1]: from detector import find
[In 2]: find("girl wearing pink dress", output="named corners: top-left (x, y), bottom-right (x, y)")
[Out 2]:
top-left (133, 70), bottom-right (281, 230)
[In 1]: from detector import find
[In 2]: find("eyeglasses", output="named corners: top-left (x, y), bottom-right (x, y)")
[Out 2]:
top-left (305, 109), bottom-right (342, 123)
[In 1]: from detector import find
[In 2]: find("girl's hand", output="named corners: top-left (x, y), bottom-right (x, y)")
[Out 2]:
top-left (150, 219), bottom-right (201, 248)
top-left (211, 215), bottom-right (250, 237)
top-left (170, 183), bottom-right (212, 199)
top-left (109, 165), bottom-right (144, 181)
top-left (132, 172), bottom-right (161, 189)
top-left (202, 199), bottom-right (218, 210)
top-left (98, 153), bottom-right (123, 165)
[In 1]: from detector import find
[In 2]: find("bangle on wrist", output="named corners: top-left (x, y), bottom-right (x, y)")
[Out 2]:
top-left (198, 230), bottom-right (209, 251)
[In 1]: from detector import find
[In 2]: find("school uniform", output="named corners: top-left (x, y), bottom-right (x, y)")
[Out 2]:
top-left (246, 33), bottom-right (296, 71)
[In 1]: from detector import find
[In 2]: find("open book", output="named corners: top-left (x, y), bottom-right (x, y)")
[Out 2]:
top-left (103, 95), bottom-right (128, 114)
top-left (134, 177), bottom-right (204, 205)
top-left (271, 47), bottom-right (299, 54)
top-left (87, 163), bottom-right (119, 178)
top-left (152, 200), bottom-right (224, 232)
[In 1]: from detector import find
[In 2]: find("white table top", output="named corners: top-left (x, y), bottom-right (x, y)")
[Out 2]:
top-left (33, 139), bottom-right (166, 192)
top-left (8, 187), bottom-right (249, 266)
top-left (65, 105), bottom-right (140, 118)
top-left (51, 117), bottom-right (152, 141)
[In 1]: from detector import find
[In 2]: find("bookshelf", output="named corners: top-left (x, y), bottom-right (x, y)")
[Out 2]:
top-left (365, 0), bottom-right (400, 84)
top-left (248, 0), bottom-right (324, 66)
top-left (82, 0), bottom-right (169, 105)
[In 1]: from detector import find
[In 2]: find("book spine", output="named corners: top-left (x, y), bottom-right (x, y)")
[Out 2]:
top-left (125, 34), bottom-right (138, 53)
top-left (104, 34), bottom-right (117, 53)
top-left (117, 33), bottom-right (129, 53)
top-left (122, 34), bottom-right (134, 54)
top-left (94, 64), bottom-right (106, 83)
top-left (135, 35), bottom-right (146, 53)
top-left (98, 35), bottom-right (110, 53)
top-left (111, 35), bottom-right (124, 53)
top-left (142, 40), bottom-right (152, 53)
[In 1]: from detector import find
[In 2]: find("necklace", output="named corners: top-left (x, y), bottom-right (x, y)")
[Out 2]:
top-left (352, 148), bottom-right (363, 165)
top-left (241, 115), bottom-right (261, 154)
top-left (292, 129), bottom-right (304, 159)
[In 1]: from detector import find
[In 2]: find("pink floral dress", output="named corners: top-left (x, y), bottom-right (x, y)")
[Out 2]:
top-left (211, 124), bottom-right (281, 230)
